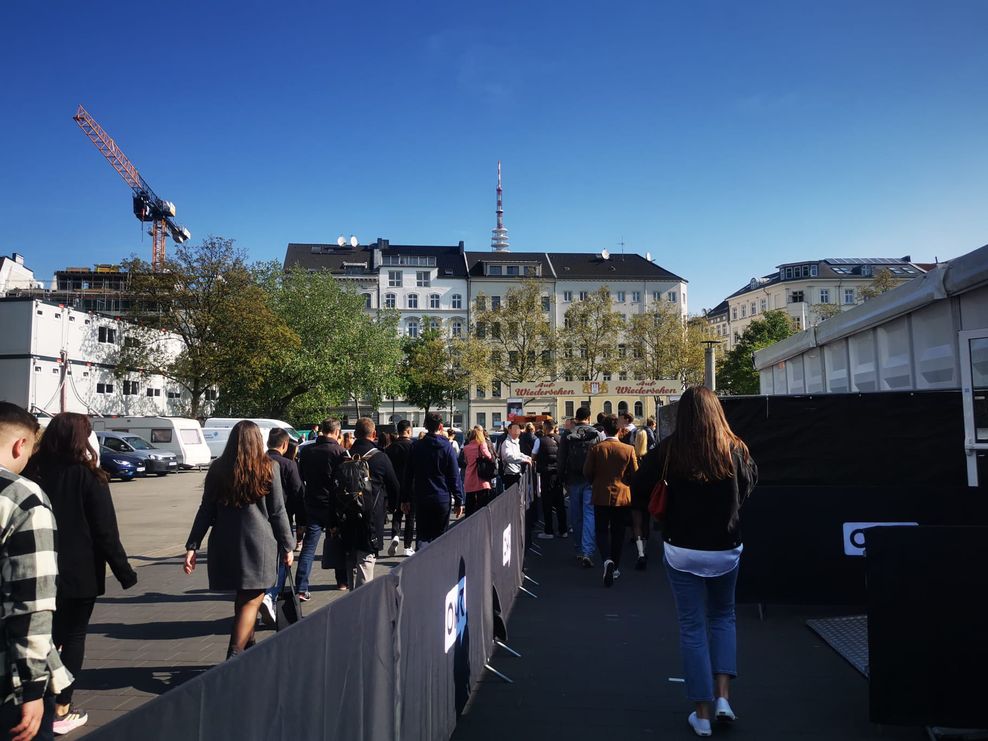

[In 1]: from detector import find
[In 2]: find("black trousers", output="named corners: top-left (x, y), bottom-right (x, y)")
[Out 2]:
top-left (594, 506), bottom-right (629, 569)
top-left (539, 471), bottom-right (567, 535)
top-left (465, 490), bottom-right (492, 516)
top-left (390, 504), bottom-right (415, 547)
top-left (52, 596), bottom-right (96, 705)
top-left (502, 473), bottom-right (521, 491)
top-left (0, 695), bottom-right (54, 740)
top-left (416, 500), bottom-right (451, 545)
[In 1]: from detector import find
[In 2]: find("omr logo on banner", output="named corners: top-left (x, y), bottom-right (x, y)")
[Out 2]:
top-left (502, 524), bottom-right (511, 566)
top-left (444, 576), bottom-right (467, 654)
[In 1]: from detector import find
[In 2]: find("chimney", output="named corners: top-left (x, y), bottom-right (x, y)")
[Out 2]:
top-left (12, 253), bottom-right (24, 265)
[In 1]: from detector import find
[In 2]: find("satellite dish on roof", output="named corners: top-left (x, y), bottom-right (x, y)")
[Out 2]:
top-left (349, 235), bottom-right (358, 247)
top-left (337, 235), bottom-right (346, 247)
top-left (646, 251), bottom-right (653, 262)
top-left (601, 249), bottom-right (610, 260)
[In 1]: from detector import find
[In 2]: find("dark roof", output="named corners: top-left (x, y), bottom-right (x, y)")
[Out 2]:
top-left (284, 239), bottom-right (468, 277)
top-left (705, 300), bottom-right (729, 319)
top-left (464, 251), bottom-right (685, 282)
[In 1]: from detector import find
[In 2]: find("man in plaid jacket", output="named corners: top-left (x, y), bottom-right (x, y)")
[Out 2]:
top-left (0, 404), bottom-right (72, 740)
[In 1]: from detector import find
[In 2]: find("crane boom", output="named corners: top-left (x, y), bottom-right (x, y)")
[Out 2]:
top-left (73, 104), bottom-right (190, 270)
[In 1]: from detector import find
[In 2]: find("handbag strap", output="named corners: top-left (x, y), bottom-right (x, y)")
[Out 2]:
top-left (660, 439), bottom-right (671, 482)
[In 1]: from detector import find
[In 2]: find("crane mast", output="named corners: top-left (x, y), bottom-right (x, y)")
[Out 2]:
top-left (73, 105), bottom-right (190, 270)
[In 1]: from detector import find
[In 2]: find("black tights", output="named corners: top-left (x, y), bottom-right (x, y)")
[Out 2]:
top-left (52, 596), bottom-right (96, 705)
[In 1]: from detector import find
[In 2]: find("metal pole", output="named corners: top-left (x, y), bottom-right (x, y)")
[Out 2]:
top-left (703, 341), bottom-right (719, 391)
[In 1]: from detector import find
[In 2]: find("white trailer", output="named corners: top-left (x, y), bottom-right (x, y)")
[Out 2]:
top-left (91, 416), bottom-right (211, 468)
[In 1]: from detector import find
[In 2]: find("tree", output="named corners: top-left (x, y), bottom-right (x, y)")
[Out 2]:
top-left (627, 305), bottom-right (705, 386)
top-left (718, 310), bottom-right (796, 395)
top-left (559, 287), bottom-right (624, 380)
top-left (404, 324), bottom-right (494, 419)
top-left (861, 268), bottom-right (901, 300)
top-left (118, 237), bottom-right (295, 418)
top-left (472, 279), bottom-right (556, 383)
top-left (813, 302), bottom-right (844, 323)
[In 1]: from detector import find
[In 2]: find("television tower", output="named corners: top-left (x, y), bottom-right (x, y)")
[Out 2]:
top-left (491, 160), bottom-right (510, 252)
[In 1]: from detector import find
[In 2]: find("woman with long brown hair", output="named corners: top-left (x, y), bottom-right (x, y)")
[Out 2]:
top-left (184, 420), bottom-right (294, 659)
top-left (27, 413), bottom-right (137, 736)
top-left (631, 387), bottom-right (757, 737)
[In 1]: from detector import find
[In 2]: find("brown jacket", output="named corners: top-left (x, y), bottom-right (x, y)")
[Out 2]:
top-left (583, 438), bottom-right (639, 507)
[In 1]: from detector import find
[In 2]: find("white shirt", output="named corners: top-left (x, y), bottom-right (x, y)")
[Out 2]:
top-left (499, 436), bottom-right (530, 475)
top-left (664, 543), bottom-right (743, 578)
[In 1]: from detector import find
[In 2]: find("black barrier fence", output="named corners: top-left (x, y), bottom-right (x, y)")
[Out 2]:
top-left (89, 485), bottom-right (528, 741)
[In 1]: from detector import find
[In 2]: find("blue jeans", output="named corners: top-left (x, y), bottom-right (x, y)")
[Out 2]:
top-left (266, 562), bottom-right (288, 602)
top-left (663, 556), bottom-right (739, 702)
top-left (295, 522), bottom-right (323, 593)
top-left (566, 481), bottom-right (595, 558)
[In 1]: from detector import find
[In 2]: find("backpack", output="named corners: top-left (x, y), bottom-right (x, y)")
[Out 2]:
top-left (565, 426), bottom-right (598, 477)
top-left (333, 449), bottom-right (380, 522)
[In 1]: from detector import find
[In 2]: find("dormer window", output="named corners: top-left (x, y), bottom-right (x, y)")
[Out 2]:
top-left (506, 265), bottom-right (519, 276)
top-left (488, 265), bottom-right (502, 276)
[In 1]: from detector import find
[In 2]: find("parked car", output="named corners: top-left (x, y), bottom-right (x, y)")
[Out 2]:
top-left (97, 432), bottom-right (179, 476)
top-left (91, 417), bottom-right (210, 468)
top-left (100, 449), bottom-right (146, 481)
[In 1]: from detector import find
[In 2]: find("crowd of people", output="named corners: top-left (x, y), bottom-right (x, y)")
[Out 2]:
top-left (0, 386), bottom-right (756, 739)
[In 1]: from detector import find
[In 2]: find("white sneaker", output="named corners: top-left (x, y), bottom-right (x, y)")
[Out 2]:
top-left (388, 536), bottom-right (400, 557)
top-left (688, 712), bottom-right (712, 737)
top-left (404, 546), bottom-right (416, 557)
top-left (536, 532), bottom-right (554, 540)
top-left (715, 697), bottom-right (736, 722)
top-left (613, 569), bottom-right (621, 580)
top-left (259, 594), bottom-right (276, 626)
top-left (603, 559), bottom-right (615, 587)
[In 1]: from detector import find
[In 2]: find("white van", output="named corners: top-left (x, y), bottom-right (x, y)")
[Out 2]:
top-left (202, 418), bottom-right (301, 460)
top-left (91, 417), bottom-right (211, 468)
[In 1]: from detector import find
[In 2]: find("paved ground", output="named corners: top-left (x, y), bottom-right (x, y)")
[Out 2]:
top-left (72, 470), bottom-right (410, 737)
top-left (452, 535), bottom-right (926, 741)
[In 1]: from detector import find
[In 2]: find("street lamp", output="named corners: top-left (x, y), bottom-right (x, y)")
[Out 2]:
top-left (702, 340), bottom-right (722, 391)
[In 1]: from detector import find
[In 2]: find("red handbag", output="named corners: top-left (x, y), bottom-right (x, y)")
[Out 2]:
top-left (648, 446), bottom-right (671, 520)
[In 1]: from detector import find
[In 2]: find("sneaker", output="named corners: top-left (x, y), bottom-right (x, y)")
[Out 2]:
top-left (559, 531), bottom-right (569, 538)
top-left (388, 536), bottom-right (400, 557)
top-left (336, 584), bottom-right (349, 592)
top-left (635, 554), bottom-right (647, 571)
top-left (258, 594), bottom-right (276, 626)
top-left (404, 547), bottom-right (416, 557)
top-left (297, 590), bottom-right (311, 601)
top-left (715, 697), bottom-right (737, 723)
top-left (603, 559), bottom-right (615, 587)
top-left (613, 569), bottom-right (621, 580)
top-left (536, 532), bottom-right (554, 540)
top-left (53, 706), bottom-right (89, 735)
top-left (580, 555), bottom-right (594, 569)
top-left (688, 712), bottom-right (712, 737)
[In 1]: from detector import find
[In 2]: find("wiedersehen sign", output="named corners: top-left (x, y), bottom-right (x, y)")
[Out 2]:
top-left (508, 380), bottom-right (681, 398)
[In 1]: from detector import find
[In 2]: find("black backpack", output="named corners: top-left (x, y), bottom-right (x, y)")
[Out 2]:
top-left (565, 426), bottom-right (598, 477)
top-left (536, 434), bottom-right (559, 473)
top-left (477, 451), bottom-right (497, 481)
top-left (333, 449), bottom-right (380, 522)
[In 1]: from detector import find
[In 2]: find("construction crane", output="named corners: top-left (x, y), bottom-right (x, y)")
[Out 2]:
top-left (73, 104), bottom-right (190, 270)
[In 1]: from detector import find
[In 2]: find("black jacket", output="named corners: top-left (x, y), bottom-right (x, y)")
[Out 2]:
top-left (631, 439), bottom-right (758, 551)
top-left (342, 438), bottom-right (400, 554)
top-left (535, 434), bottom-right (559, 474)
top-left (299, 437), bottom-right (348, 528)
top-left (402, 433), bottom-right (463, 508)
top-left (35, 463), bottom-right (137, 598)
top-left (267, 450), bottom-right (305, 527)
top-left (384, 437), bottom-right (413, 510)
top-left (520, 431), bottom-right (537, 457)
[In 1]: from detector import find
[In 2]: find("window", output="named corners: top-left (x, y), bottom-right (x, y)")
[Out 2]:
top-left (492, 412), bottom-right (502, 428)
top-left (388, 270), bottom-right (402, 287)
top-left (506, 265), bottom-right (519, 276)
top-left (181, 428), bottom-right (203, 444)
top-left (451, 294), bottom-right (463, 309)
top-left (416, 271), bottom-right (431, 287)
top-left (810, 265), bottom-right (818, 277)
top-left (146, 388), bottom-right (161, 397)
top-left (564, 372), bottom-right (574, 382)
top-left (475, 296), bottom-right (486, 311)
top-left (492, 381), bottom-right (502, 398)
top-left (632, 291), bottom-right (641, 303)
top-left (563, 291), bottom-right (573, 302)
top-left (603, 401), bottom-right (613, 414)
top-left (668, 291), bottom-right (677, 303)
top-left (167, 390), bottom-right (181, 399)
top-left (653, 291), bottom-right (661, 302)
top-left (508, 351), bottom-right (518, 366)
top-left (151, 429), bottom-right (173, 443)
top-left (382, 255), bottom-right (437, 267)
top-left (123, 380), bottom-right (139, 396)
top-left (407, 319), bottom-right (419, 338)
top-left (579, 291), bottom-right (588, 301)
top-left (634, 401), bottom-right (644, 417)
top-left (488, 265), bottom-right (503, 276)
top-left (603, 371), bottom-right (612, 381)
top-left (618, 401), bottom-right (629, 416)
top-left (844, 288), bottom-right (855, 305)
top-left (491, 296), bottom-right (501, 310)
top-left (633, 346), bottom-right (642, 359)
top-left (430, 319), bottom-right (440, 332)
top-left (492, 322), bottom-right (501, 339)
top-left (790, 290), bottom-right (804, 303)
top-left (476, 385), bottom-right (486, 398)
top-left (750, 302), bottom-right (756, 315)
top-left (731, 306), bottom-right (738, 320)
top-left (476, 322), bottom-right (486, 339)
top-left (362, 293), bottom-right (372, 309)
top-left (564, 401), bottom-right (575, 418)
top-left (541, 296), bottom-right (551, 312)
top-left (524, 265), bottom-right (538, 277)
top-left (784, 267), bottom-right (793, 280)
top-left (451, 321), bottom-right (463, 337)
top-left (96, 382), bottom-right (113, 394)
top-left (384, 293), bottom-right (396, 309)
top-left (407, 294), bottom-right (418, 309)
top-left (819, 289), bottom-right (830, 304)
top-left (477, 412), bottom-right (486, 428)
top-left (616, 291), bottom-right (626, 303)
top-left (98, 326), bottom-right (116, 343)
top-left (618, 371), bottom-right (628, 381)
top-left (618, 344), bottom-right (627, 359)
top-left (741, 305), bottom-right (747, 318)
top-left (760, 299), bottom-right (767, 313)
top-left (430, 294), bottom-right (440, 309)
top-left (204, 389), bottom-right (219, 401)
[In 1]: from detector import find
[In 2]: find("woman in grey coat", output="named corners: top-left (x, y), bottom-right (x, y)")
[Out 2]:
top-left (184, 421), bottom-right (295, 658)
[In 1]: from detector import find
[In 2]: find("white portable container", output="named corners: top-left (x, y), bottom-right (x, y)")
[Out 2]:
top-left (91, 416), bottom-right (211, 468)
top-left (202, 418), bottom-right (301, 459)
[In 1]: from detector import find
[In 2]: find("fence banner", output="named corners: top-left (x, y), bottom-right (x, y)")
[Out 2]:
top-left (392, 505), bottom-right (494, 741)
top-left (487, 485), bottom-right (525, 621)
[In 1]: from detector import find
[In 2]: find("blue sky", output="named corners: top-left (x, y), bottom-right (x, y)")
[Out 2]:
top-left (2, 0), bottom-right (987, 311)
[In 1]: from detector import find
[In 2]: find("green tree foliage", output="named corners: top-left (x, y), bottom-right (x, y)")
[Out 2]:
top-left (118, 237), bottom-right (295, 418)
top-left (472, 279), bottom-right (556, 383)
top-left (404, 324), bottom-right (494, 417)
top-left (559, 287), bottom-right (624, 380)
top-left (626, 305), bottom-right (705, 387)
top-left (718, 310), bottom-right (796, 395)
top-left (861, 267), bottom-right (902, 300)
top-left (814, 302), bottom-right (844, 323)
